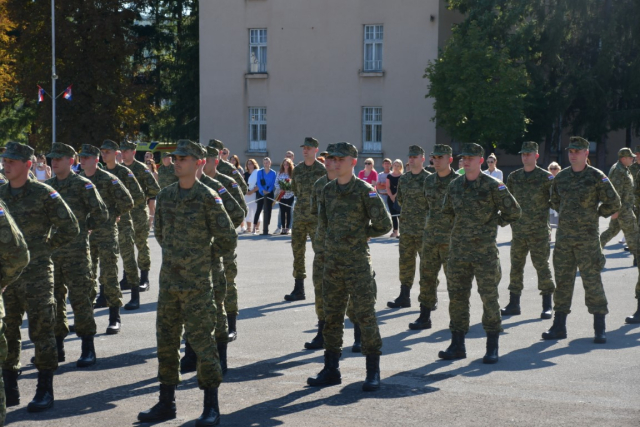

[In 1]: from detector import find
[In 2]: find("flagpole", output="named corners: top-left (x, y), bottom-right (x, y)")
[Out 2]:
top-left (51, 0), bottom-right (56, 146)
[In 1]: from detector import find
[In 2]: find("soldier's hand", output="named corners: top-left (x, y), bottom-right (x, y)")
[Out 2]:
top-left (116, 216), bottom-right (121, 223)
top-left (611, 212), bottom-right (619, 220)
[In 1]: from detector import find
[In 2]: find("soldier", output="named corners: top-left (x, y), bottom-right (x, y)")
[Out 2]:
top-left (0, 200), bottom-right (30, 425)
top-left (158, 152), bottom-right (178, 189)
top-left (285, 137), bottom-right (326, 302)
top-left (542, 137), bottom-right (620, 343)
top-left (307, 142), bottom-right (391, 392)
top-left (387, 145), bottom-right (431, 310)
top-left (99, 139), bottom-right (146, 311)
top-left (46, 143), bottom-right (108, 367)
top-left (412, 145), bottom-right (457, 330)
top-left (121, 141), bottom-right (162, 309)
top-left (80, 144), bottom-right (135, 334)
top-left (0, 142), bottom-right (79, 412)
top-left (500, 141), bottom-right (556, 319)
top-left (438, 143), bottom-right (521, 365)
top-left (138, 140), bottom-right (237, 425)
top-left (207, 139), bottom-right (248, 194)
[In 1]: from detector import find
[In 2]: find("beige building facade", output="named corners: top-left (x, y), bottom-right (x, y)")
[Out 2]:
top-left (200, 0), bottom-right (461, 168)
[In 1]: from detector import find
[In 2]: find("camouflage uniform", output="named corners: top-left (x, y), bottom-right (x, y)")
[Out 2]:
top-left (600, 157), bottom-right (637, 253)
top-left (208, 139), bottom-right (248, 194)
top-left (158, 162), bottom-right (178, 189)
top-left (0, 173), bottom-right (5, 185)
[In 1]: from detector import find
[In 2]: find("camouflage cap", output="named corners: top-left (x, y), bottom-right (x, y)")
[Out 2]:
top-left (519, 141), bottom-right (539, 154)
top-left (0, 142), bottom-right (34, 161)
top-left (328, 142), bottom-right (358, 158)
top-left (618, 147), bottom-right (636, 158)
top-left (323, 144), bottom-right (337, 158)
top-left (431, 144), bottom-right (452, 156)
top-left (46, 142), bottom-right (77, 159)
top-left (205, 146), bottom-right (219, 158)
top-left (79, 144), bottom-right (101, 157)
top-left (171, 139), bottom-right (205, 159)
top-left (635, 145), bottom-right (640, 154)
top-left (120, 140), bottom-right (137, 150)
top-left (566, 136), bottom-right (589, 150)
top-left (208, 139), bottom-right (224, 150)
top-left (319, 150), bottom-right (329, 157)
top-left (408, 145), bottom-right (425, 157)
top-left (301, 137), bottom-right (319, 148)
top-left (458, 143), bottom-right (484, 157)
top-left (100, 139), bottom-right (120, 150)
top-left (161, 152), bottom-right (171, 158)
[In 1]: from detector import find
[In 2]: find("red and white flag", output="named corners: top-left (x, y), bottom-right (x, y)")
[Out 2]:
top-left (63, 85), bottom-right (72, 100)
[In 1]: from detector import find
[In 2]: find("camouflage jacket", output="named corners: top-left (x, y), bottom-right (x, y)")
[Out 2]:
top-left (218, 159), bottom-right (248, 194)
top-left (199, 174), bottom-right (245, 228)
top-left (125, 159), bottom-right (161, 204)
top-left (628, 162), bottom-right (640, 189)
top-left (397, 169), bottom-right (431, 235)
top-left (81, 168), bottom-right (134, 228)
top-left (606, 162), bottom-right (633, 211)
top-left (158, 164), bottom-right (178, 189)
top-left (443, 173), bottom-right (521, 260)
top-left (319, 175), bottom-right (392, 255)
top-left (106, 164), bottom-right (146, 210)
top-left (423, 168), bottom-right (457, 244)
top-left (551, 165), bottom-right (621, 239)
top-left (0, 200), bottom-right (30, 318)
top-left (506, 166), bottom-right (554, 236)
top-left (292, 160), bottom-right (326, 224)
top-left (155, 180), bottom-right (237, 289)
top-left (311, 175), bottom-right (329, 253)
top-left (210, 172), bottom-right (248, 216)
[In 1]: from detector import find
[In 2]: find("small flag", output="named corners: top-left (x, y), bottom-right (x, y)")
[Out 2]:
top-left (85, 183), bottom-right (94, 190)
top-left (602, 177), bottom-right (609, 182)
top-left (128, 172), bottom-right (135, 178)
top-left (214, 197), bottom-right (223, 205)
top-left (63, 85), bottom-right (72, 101)
top-left (231, 182), bottom-right (238, 188)
top-left (548, 175), bottom-right (554, 180)
top-left (368, 191), bottom-right (377, 198)
top-left (232, 170), bottom-right (239, 175)
top-left (112, 179), bottom-right (119, 185)
top-left (218, 187), bottom-right (227, 195)
top-left (498, 184), bottom-right (506, 191)
top-left (0, 207), bottom-right (4, 217)
top-left (37, 85), bottom-right (45, 103)
top-left (49, 191), bottom-right (60, 199)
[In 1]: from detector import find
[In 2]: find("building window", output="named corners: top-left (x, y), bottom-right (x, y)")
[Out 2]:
top-left (363, 25), bottom-right (383, 72)
top-left (249, 107), bottom-right (267, 151)
top-left (249, 29), bottom-right (267, 73)
top-left (362, 107), bottom-right (382, 152)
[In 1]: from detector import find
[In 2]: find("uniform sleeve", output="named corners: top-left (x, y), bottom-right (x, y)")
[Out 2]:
top-left (0, 203), bottom-right (30, 289)
top-left (492, 182), bottom-right (521, 227)
top-left (112, 178), bottom-right (135, 218)
top-left (154, 191), bottom-right (164, 247)
top-left (542, 174), bottom-right (553, 208)
top-left (141, 167), bottom-right (161, 198)
top-left (598, 176), bottom-right (621, 218)
top-left (84, 181), bottom-right (109, 230)
top-left (226, 178), bottom-right (248, 215)
top-left (124, 172), bottom-right (146, 207)
top-left (232, 167), bottom-right (248, 194)
top-left (364, 189), bottom-right (392, 238)
top-left (318, 186), bottom-right (328, 231)
top-left (206, 191), bottom-right (238, 260)
top-left (310, 179), bottom-right (321, 216)
top-left (396, 177), bottom-right (405, 206)
top-left (217, 186), bottom-right (245, 228)
top-left (441, 183), bottom-right (455, 220)
top-left (46, 192), bottom-right (80, 250)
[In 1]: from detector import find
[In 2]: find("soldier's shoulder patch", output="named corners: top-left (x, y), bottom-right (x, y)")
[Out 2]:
top-left (112, 179), bottom-right (119, 185)
top-left (602, 177), bottom-right (609, 183)
top-left (498, 184), bottom-right (507, 191)
top-left (85, 183), bottom-right (94, 190)
top-left (369, 191), bottom-right (378, 198)
top-left (128, 172), bottom-right (135, 178)
top-left (144, 169), bottom-right (152, 173)
top-left (49, 191), bottom-right (60, 199)
top-left (232, 169), bottom-right (239, 175)
top-left (231, 182), bottom-right (238, 188)
top-left (218, 187), bottom-right (227, 195)
top-left (0, 206), bottom-right (4, 217)
top-left (548, 175), bottom-right (554, 180)
top-left (214, 197), bottom-right (223, 205)
top-left (0, 178), bottom-right (5, 185)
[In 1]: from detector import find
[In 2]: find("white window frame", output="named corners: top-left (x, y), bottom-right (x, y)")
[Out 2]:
top-left (362, 107), bottom-right (382, 153)
top-left (363, 25), bottom-right (383, 72)
top-left (249, 29), bottom-right (267, 73)
top-left (249, 107), bottom-right (267, 151)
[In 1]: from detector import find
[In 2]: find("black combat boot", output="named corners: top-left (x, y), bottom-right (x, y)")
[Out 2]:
top-left (94, 285), bottom-right (107, 309)
top-left (483, 332), bottom-right (500, 364)
top-left (594, 314), bottom-right (607, 344)
top-left (541, 294), bottom-right (553, 319)
top-left (218, 342), bottom-right (228, 375)
top-left (139, 270), bottom-right (150, 292)
top-left (408, 304), bottom-right (432, 330)
top-left (180, 340), bottom-right (197, 374)
top-left (307, 351), bottom-right (342, 387)
top-left (77, 336), bottom-right (97, 368)
top-left (227, 314), bottom-right (238, 342)
top-left (3, 369), bottom-right (20, 407)
top-left (362, 354), bottom-right (381, 392)
top-left (27, 370), bottom-right (54, 412)
top-left (387, 285), bottom-right (411, 308)
top-left (542, 312), bottom-right (568, 340)
top-left (352, 324), bottom-right (362, 353)
top-left (431, 301), bottom-right (438, 311)
top-left (56, 336), bottom-right (65, 362)
top-left (500, 293), bottom-right (521, 316)
top-left (124, 287), bottom-right (140, 310)
top-left (138, 384), bottom-right (177, 422)
top-left (625, 299), bottom-right (640, 324)
top-left (119, 272), bottom-right (131, 290)
top-left (304, 320), bottom-right (325, 350)
top-left (438, 331), bottom-right (467, 360)
top-left (284, 279), bottom-right (306, 301)
top-left (195, 387), bottom-right (220, 426)
top-left (106, 306), bottom-right (121, 335)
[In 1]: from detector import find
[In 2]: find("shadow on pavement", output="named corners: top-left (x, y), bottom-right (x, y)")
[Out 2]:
top-left (239, 301), bottom-right (316, 321)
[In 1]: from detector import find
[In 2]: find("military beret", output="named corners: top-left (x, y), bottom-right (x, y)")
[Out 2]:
top-left (171, 139), bottom-right (205, 159)
top-left (431, 144), bottom-right (453, 156)
top-left (459, 143), bottom-right (484, 157)
top-left (100, 139), bottom-right (120, 150)
top-left (301, 137), bottom-right (319, 148)
top-left (120, 140), bottom-right (138, 150)
top-left (46, 142), bottom-right (77, 159)
top-left (566, 137), bottom-right (589, 150)
top-left (205, 146), bottom-right (219, 158)
top-left (0, 142), bottom-right (34, 161)
top-left (208, 139), bottom-right (224, 150)
top-left (618, 147), bottom-right (636, 158)
top-left (519, 141), bottom-right (539, 154)
top-left (328, 142), bottom-right (358, 158)
top-left (408, 145), bottom-right (425, 157)
top-left (79, 144), bottom-right (101, 157)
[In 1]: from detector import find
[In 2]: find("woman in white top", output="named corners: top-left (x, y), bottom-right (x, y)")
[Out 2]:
top-left (33, 154), bottom-right (52, 182)
top-left (244, 159), bottom-right (263, 234)
top-left (483, 153), bottom-right (503, 181)
top-left (275, 158), bottom-right (295, 235)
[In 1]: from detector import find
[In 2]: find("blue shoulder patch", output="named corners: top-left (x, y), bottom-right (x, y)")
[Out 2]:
top-left (498, 184), bottom-right (506, 191)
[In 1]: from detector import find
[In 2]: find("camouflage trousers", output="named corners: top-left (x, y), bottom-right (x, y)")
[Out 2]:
top-left (323, 255), bottom-right (381, 356)
top-left (553, 236), bottom-right (608, 315)
top-left (399, 234), bottom-right (423, 288)
top-left (292, 220), bottom-right (316, 280)
top-left (600, 208), bottom-right (638, 254)
top-left (418, 241), bottom-right (448, 308)
top-left (117, 214), bottom-right (140, 286)
top-left (90, 226), bottom-right (123, 308)
top-left (131, 205), bottom-right (152, 272)
top-left (3, 260), bottom-right (58, 372)
top-left (212, 259), bottom-right (229, 343)
top-left (509, 233), bottom-right (555, 296)
top-left (53, 236), bottom-right (97, 338)
top-left (0, 319), bottom-right (6, 426)
top-left (157, 283), bottom-right (222, 389)
top-left (446, 256), bottom-right (502, 333)
top-left (312, 249), bottom-right (356, 322)
top-left (223, 252), bottom-right (238, 317)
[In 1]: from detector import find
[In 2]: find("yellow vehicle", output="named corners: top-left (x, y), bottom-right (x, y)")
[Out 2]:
top-left (134, 141), bottom-right (177, 164)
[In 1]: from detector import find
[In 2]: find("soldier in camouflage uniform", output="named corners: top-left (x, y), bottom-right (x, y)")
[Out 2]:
top-left (158, 153), bottom-right (178, 189)
top-left (46, 143), bottom-right (108, 368)
top-left (501, 141), bottom-right (556, 319)
top-left (0, 199), bottom-right (30, 424)
top-left (542, 137), bottom-right (621, 344)
top-left (412, 145), bottom-right (457, 331)
top-left (138, 140), bottom-right (237, 425)
top-left (387, 145), bottom-right (431, 310)
top-left (80, 144), bottom-right (134, 335)
top-left (629, 147), bottom-right (640, 322)
top-left (208, 139), bottom-right (248, 194)
top-left (121, 141), bottom-right (162, 309)
top-left (100, 140), bottom-right (146, 311)
top-left (438, 143), bottom-right (521, 365)
top-left (307, 142), bottom-right (391, 392)
top-left (0, 142), bottom-right (79, 412)
top-left (285, 137), bottom-right (326, 302)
